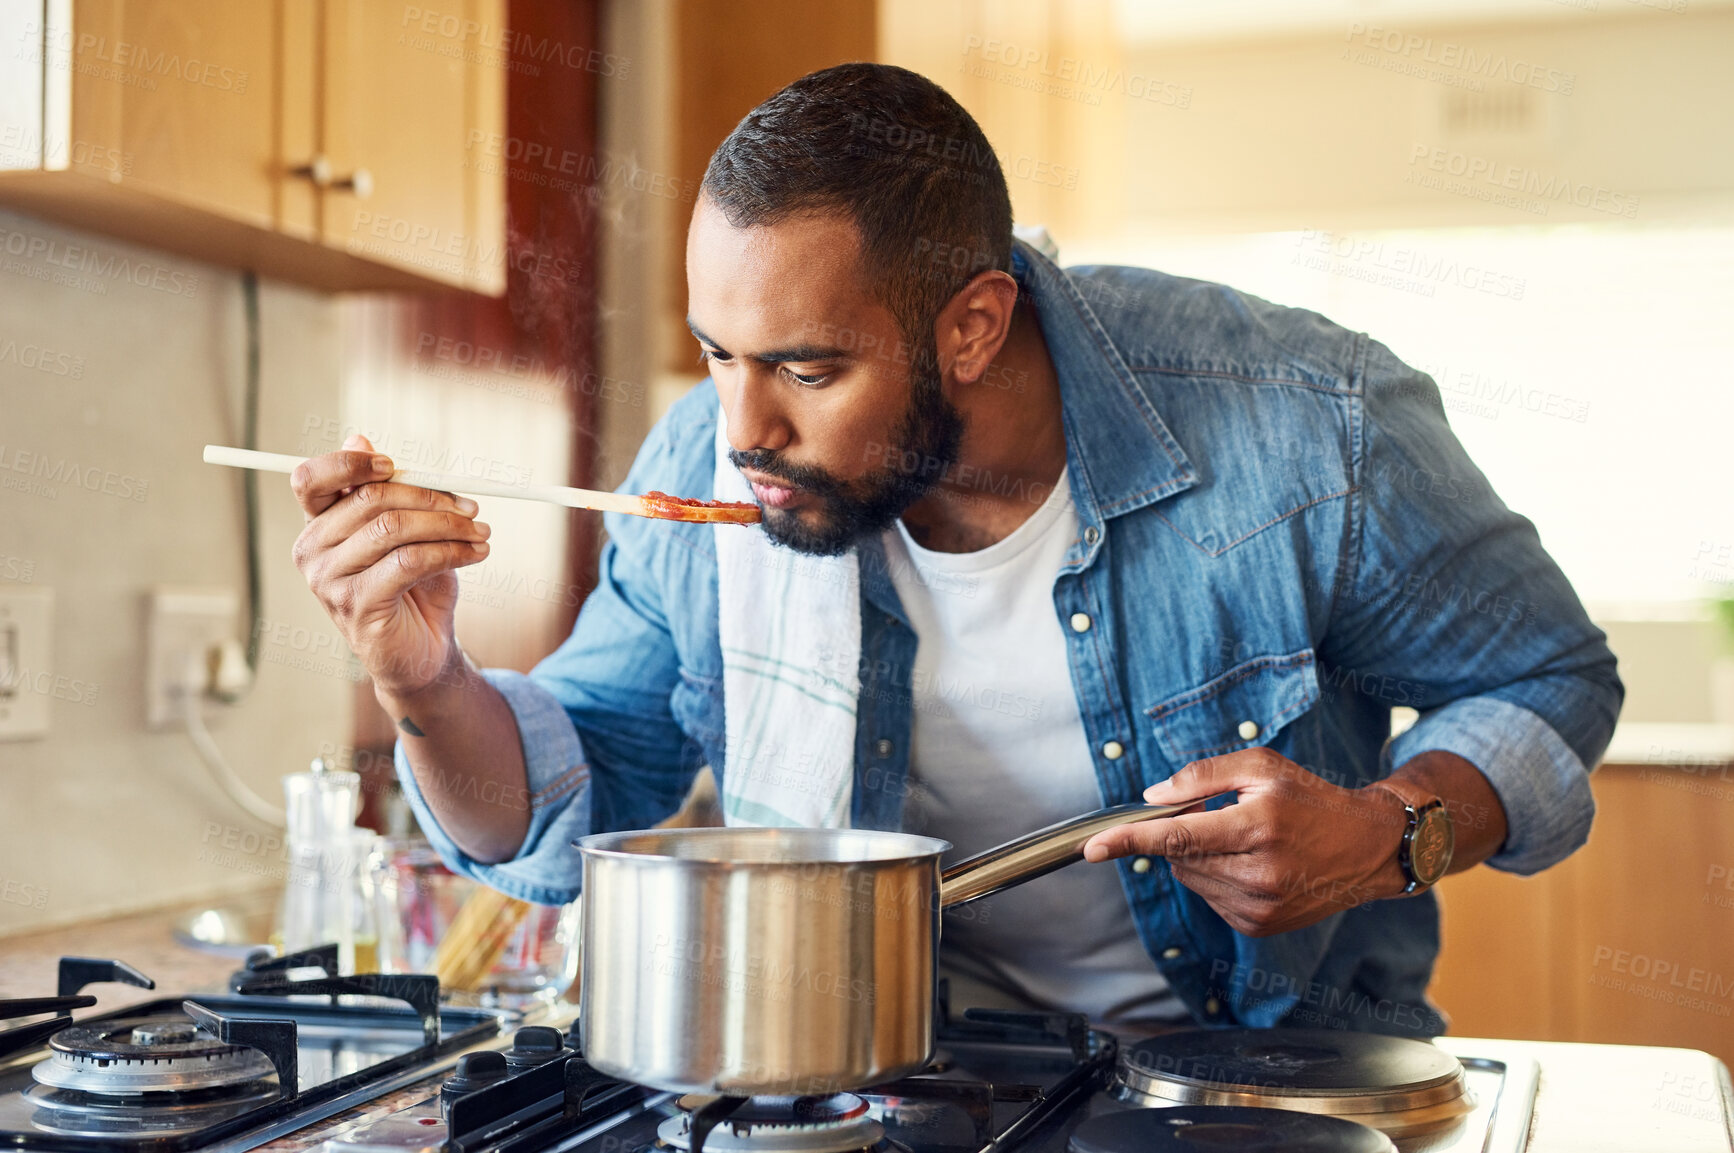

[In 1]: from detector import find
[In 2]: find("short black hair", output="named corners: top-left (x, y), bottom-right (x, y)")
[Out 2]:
top-left (701, 62), bottom-right (1014, 347)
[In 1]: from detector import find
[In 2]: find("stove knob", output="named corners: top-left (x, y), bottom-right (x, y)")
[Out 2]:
top-left (503, 1025), bottom-right (568, 1069)
top-left (440, 1050), bottom-right (509, 1105)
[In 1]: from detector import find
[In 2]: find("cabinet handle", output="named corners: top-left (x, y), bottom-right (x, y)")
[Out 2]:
top-left (289, 154), bottom-right (333, 186)
top-left (289, 155), bottom-right (373, 199)
top-left (331, 168), bottom-right (373, 199)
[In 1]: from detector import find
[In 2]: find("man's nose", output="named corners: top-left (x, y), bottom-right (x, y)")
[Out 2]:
top-left (725, 370), bottom-right (791, 454)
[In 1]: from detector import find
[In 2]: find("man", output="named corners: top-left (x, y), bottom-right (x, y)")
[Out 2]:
top-left (291, 63), bottom-right (1620, 1033)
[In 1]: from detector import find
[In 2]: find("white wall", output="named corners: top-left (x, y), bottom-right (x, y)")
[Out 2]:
top-left (0, 204), bottom-right (593, 937)
top-left (0, 209), bottom-right (354, 935)
top-left (1111, 6), bottom-right (1734, 235)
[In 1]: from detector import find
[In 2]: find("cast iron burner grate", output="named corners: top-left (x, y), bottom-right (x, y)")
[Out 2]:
top-left (0, 952), bottom-right (506, 1153)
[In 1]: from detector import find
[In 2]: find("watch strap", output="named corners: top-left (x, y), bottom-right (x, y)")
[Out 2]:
top-left (1367, 776), bottom-right (1437, 814)
top-left (1367, 778), bottom-right (1450, 895)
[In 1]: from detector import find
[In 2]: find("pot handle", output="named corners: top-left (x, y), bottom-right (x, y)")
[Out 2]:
top-left (938, 801), bottom-right (1195, 909)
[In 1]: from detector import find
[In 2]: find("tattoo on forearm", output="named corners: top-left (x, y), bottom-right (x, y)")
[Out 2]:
top-left (398, 716), bottom-right (426, 737)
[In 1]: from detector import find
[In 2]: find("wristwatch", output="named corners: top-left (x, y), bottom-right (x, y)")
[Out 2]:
top-left (1368, 779), bottom-right (1454, 895)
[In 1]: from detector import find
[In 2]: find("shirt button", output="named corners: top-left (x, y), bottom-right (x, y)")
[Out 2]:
top-left (875, 738), bottom-right (894, 758)
top-left (1131, 856), bottom-right (1152, 874)
top-left (1083, 525), bottom-right (1101, 545)
top-left (1204, 996), bottom-right (1221, 1016)
top-left (1069, 612), bottom-right (1092, 633)
top-left (1237, 720), bottom-right (1261, 741)
top-left (1161, 945), bottom-right (1182, 959)
top-left (1101, 740), bottom-right (1124, 760)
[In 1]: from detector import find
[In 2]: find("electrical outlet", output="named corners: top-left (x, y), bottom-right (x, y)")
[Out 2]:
top-left (0, 588), bottom-right (54, 740)
top-left (146, 587), bottom-right (239, 728)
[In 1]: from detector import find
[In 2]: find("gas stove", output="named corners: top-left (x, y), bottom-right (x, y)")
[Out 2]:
top-left (0, 952), bottom-right (507, 1152)
top-left (4, 956), bottom-right (1727, 1153)
top-left (318, 999), bottom-right (1538, 1153)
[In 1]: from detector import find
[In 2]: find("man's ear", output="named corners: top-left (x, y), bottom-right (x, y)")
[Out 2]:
top-left (936, 270), bottom-right (1020, 386)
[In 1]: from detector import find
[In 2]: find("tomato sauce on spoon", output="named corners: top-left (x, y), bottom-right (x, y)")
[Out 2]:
top-left (639, 490), bottom-right (762, 524)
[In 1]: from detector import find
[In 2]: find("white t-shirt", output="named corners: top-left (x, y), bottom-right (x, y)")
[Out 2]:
top-left (882, 470), bottom-right (1185, 1024)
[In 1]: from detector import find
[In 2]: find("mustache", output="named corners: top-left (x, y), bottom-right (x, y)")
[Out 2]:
top-left (729, 449), bottom-right (848, 498)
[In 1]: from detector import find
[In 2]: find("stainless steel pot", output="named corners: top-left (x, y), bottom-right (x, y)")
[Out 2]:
top-left (575, 800), bottom-right (1186, 1095)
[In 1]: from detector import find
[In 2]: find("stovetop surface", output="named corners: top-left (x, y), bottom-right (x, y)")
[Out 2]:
top-left (0, 952), bottom-right (1546, 1153)
top-left (319, 1017), bottom-right (1528, 1153)
top-left (329, 1026), bottom-right (1114, 1153)
top-left (0, 996), bottom-right (505, 1153)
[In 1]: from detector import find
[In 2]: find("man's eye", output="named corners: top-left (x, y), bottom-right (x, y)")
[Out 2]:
top-left (698, 348), bottom-right (732, 366)
top-left (785, 367), bottom-right (830, 387)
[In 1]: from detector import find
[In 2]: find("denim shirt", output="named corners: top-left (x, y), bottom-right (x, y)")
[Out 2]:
top-left (397, 241), bottom-right (1621, 1036)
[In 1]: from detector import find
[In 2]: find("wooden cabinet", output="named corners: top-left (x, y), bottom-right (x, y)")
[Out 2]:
top-left (1429, 763), bottom-right (1734, 1067)
top-left (0, 0), bottom-right (503, 294)
top-left (69, 0), bottom-right (283, 229)
top-left (321, 0), bottom-right (505, 292)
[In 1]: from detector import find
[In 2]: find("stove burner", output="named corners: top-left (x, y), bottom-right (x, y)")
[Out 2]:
top-left (659, 1094), bottom-right (886, 1153)
top-left (1117, 1028), bottom-right (1462, 1106)
top-left (1114, 1029), bottom-right (1472, 1141)
top-left (31, 1017), bottom-right (275, 1095)
top-left (1068, 1106), bottom-right (1396, 1153)
top-left (22, 1080), bottom-right (283, 1139)
top-left (126, 1023), bottom-right (195, 1047)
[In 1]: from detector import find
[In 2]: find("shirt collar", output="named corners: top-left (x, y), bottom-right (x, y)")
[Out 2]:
top-left (1012, 241), bottom-right (1198, 529)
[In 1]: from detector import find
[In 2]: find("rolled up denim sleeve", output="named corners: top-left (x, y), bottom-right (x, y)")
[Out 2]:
top-left (392, 395), bottom-right (711, 904)
top-left (1386, 696), bottom-right (1595, 874)
top-left (1329, 337), bottom-right (1623, 874)
top-left (394, 669), bottom-right (592, 906)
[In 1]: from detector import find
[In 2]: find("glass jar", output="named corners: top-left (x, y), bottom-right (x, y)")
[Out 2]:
top-left (277, 764), bottom-right (380, 974)
top-left (372, 838), bottom-right (578, 1002)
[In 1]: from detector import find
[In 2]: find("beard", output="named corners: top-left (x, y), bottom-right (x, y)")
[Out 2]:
top-left (729, 341), bottom-right (965, 557)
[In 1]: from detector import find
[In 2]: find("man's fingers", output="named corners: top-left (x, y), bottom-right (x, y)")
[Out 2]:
top-left (318, 509), bottom-right (491, 579)
top-left (351, 540), bottom-right (492, 605)
top-left (301, 481), bottom-right (480, 550)
top-left (292, 450), bottom-right (395, 519)
top-left (1143, 748), bottom-right (1294, 807)
top-left (1082, 805), bottom-right (1255, 864)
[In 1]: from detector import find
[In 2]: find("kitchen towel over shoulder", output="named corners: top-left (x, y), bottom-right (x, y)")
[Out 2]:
top-left (711, 417), bottom-right (862, 828)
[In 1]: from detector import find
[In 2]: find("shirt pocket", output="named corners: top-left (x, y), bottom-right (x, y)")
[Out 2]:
top-left (1146, 650), bottom-right (1319, 764)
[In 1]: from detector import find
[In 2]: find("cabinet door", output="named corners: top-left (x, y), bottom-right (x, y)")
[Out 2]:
top-left (1430, 764), bottom-right (1734, 1067)
top-left (69, 0), bottom-right (286, 229)
top-left (320, 0), bottom-right (505, 294)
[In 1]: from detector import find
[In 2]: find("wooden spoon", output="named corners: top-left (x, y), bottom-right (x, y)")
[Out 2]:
top-left (203, 445), bottom-right (761, 524)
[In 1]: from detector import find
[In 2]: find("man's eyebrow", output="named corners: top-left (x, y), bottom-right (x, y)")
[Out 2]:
top-left (748, 343), bottom-right (851, 364)
top-left (686, 317), bottom-right (728, 358)
top-left (685, 317), bottom-right (850, 365)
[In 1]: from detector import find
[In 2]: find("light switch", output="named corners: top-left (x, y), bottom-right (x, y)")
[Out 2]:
top-left (0, 588), bottom-right (54, 740)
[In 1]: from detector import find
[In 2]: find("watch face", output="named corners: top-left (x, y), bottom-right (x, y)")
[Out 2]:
top-left (1410, 806), bottom-right (1455, 886)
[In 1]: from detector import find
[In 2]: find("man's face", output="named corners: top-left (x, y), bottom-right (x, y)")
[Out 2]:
top-left (686, 197), bottom-right (962, 556)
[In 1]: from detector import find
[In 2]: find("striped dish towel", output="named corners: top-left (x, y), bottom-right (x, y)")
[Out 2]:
top-left (712, 419), bottom-right (862, 828)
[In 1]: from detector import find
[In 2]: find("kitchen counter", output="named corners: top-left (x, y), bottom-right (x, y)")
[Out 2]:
top-left (1437, 1035), bottom-right (1734, 1152)
top-left (0, 896), bottom-right (259, 1012)
top-left (1603, 721), bottom-right (1734, 766)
